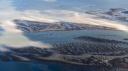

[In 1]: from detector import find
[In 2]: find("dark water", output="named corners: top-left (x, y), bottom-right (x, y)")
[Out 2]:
top-left (0, 61), bottom-right (113, 71)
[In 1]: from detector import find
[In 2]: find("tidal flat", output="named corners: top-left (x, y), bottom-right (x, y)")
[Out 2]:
top-left (0, 0), bottom-right (128, 71)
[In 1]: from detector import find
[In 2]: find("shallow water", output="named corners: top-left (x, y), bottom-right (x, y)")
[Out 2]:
top-left (0, 30), bottom-right (128, 47)
top-left (24, 30), bottom-right (128, 44)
